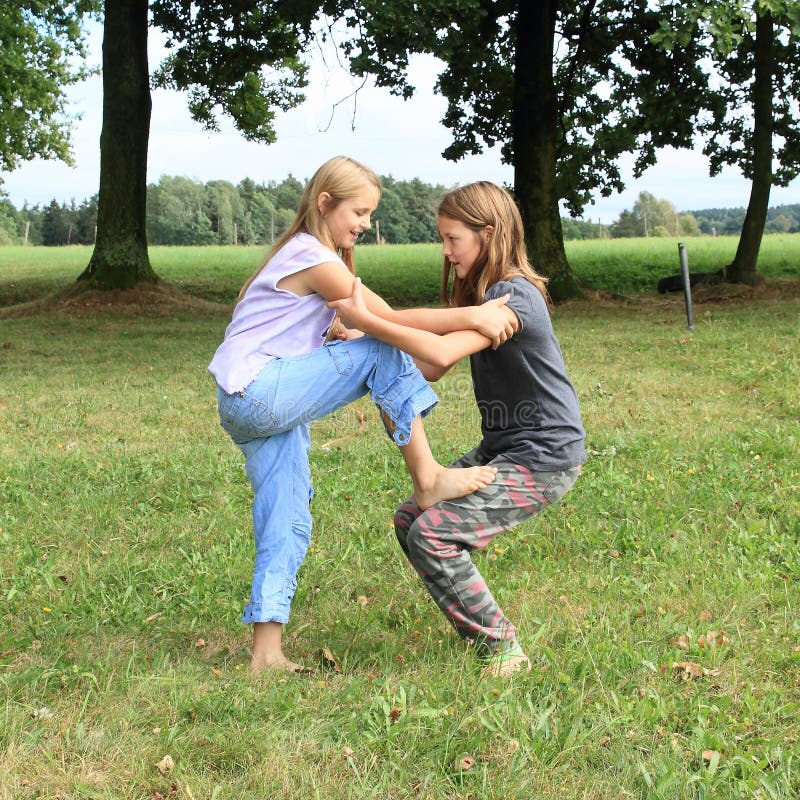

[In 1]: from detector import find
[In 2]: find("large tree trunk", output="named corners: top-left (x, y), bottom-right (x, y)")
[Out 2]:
top-left (727, 11), bottom-right (773, 286)
top-left (513, 0), bottom-right (582, 301)
top-left (79, 0), bottom-right (157, 288)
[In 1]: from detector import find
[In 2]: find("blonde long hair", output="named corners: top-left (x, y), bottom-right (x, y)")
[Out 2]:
top-left (437, 181), bottom-right (550, 309)
top-left (237, 156), bottom-right (381, 301)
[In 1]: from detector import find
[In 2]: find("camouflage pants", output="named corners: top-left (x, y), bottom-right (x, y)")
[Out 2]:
top-left (394, 450), bottom-right (581, 653)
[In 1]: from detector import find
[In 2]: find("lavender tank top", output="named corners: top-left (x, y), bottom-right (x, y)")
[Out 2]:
top-left (209, 233), bottom-right (342, 393)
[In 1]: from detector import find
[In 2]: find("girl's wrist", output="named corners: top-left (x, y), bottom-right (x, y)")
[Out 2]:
top-left (358, 309), bottom-right (378, 334)
top-left (468, 306), bottom-right (482, 330)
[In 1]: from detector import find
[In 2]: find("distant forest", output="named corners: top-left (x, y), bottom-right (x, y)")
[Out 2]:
top-left (1, 174), bottom-right (798, 246)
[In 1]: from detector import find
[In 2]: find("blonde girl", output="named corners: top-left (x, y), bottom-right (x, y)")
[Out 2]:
top-left (330, 181), bottom-right (586, 677)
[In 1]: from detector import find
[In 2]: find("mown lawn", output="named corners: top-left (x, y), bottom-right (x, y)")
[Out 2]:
top-left (1, 244), bottom-right (799, 798)
top-left (1, 233), bottom-right (799, 306)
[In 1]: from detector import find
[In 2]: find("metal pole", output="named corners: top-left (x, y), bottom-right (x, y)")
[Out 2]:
top-left (678, 242), bottom-right (695, 332)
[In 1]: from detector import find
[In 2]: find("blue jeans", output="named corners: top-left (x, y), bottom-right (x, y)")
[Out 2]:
top-left (216, 336), bottom-right (439, 624)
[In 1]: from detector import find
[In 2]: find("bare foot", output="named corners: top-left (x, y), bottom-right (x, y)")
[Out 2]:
top-left (250, 656), bottom-right (312, 675)
top-left (415, 465), bottom-right (497, 510)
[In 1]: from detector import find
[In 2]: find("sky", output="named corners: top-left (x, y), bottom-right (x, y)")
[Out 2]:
top-left (2, 24), bottom-right (798, 224)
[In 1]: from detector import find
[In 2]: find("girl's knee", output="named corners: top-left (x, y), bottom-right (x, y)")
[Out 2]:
top-left (394, 510), bottom-right (414, 555)
top-left (374, 338), bottom-right (416, 375)
top-left (374, 338), bottom-right (399, 357)
top-left (394, 501), bottom-right (423, 544)
top-left (405, 522), bottom-right (440, 566)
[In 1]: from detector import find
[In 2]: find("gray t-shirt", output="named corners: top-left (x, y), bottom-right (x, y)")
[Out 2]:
top-left (469, 277), bottom-right (586, 471)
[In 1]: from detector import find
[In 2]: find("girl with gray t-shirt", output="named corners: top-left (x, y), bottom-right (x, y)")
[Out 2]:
top-left (329, 181), bottom-right (585, 678)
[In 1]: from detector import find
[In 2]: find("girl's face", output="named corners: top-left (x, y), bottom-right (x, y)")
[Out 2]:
top-left (320, 185), bottom-right (380, 249)
top-left (438, 215), bottom-right (486, 280)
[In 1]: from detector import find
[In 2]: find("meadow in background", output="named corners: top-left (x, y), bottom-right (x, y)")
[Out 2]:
top-left (1, 236), bottom-right (799, 798)
top-left (1, 233), bottom-right (799, 306)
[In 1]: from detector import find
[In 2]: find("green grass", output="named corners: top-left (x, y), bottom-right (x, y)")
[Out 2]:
top-left (1, 233), bottom-right (799, 306)
top-left (1, 247), bottom-right (799, 798)
top-left (566, 234), bottom-right (800, 294)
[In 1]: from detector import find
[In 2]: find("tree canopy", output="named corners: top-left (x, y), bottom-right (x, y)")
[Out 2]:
top-left (0, 1), bottom-right (98, 177)
top-left (149, 1), bottom-right (319, 142)
top-left (653, 0), bottom-right (800, 282)
top-left (330, 0), bottom-right (713, 298)
top-left (78, 0), bottom-right (323, 289)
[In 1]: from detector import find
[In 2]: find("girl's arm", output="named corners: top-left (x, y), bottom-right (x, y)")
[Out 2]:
top-left (285, 260), bottom-right (516, 348)
top-left (361, 283), bottom-right (517, 341)
top-left (410, 356), bottom-right (456, 382)
top-left (329, 278), bottom-right (501, 373)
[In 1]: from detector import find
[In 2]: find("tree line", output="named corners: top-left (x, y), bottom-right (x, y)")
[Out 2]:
top-left (0, 173), bottom-right (445, 247)
top-left (3, 180), bottom-right (798, 248)
top-left (604, 192), bottom-right (800, 239)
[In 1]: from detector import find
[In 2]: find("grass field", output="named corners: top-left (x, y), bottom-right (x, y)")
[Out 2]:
top-left (1, 240), bottom-right (799, 798)
top-left (1, 233), bottom-right (799, 306)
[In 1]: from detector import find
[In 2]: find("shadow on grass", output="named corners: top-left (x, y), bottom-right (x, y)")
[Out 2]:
top-left (0, 279), bottom-right (231, 320)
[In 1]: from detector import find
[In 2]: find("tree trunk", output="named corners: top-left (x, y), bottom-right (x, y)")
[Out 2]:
top-left (79, 0), bottom-right (157, 288)
top-left (727, 11), bottom-right (773, 286)
top-left (512, 0), bottom-right (582, 301)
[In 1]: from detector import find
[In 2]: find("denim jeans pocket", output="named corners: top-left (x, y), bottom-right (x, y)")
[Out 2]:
top-left (325, 341), bottom-right (355, 376)
top-left (541, 466), bottom-right (581, 505)
top-left (218, 389), bottom-right (279, 440)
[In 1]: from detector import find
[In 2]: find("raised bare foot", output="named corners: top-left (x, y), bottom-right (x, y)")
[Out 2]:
top-left (415, 465), bottom-right (497, 510)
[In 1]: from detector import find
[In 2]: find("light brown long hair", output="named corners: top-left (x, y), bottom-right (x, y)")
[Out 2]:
top-left (237, 156), bottom-right (381, 301)
top-left (437, 181), bottom-right (550, 309)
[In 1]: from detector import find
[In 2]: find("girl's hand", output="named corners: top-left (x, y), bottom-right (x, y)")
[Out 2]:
top-left (327, 277), bottom-right (371, 331)
top-left (477, 294), bottom-right (519, 348)
top-left (337, 326), bottom-right (365, 340)
top-left (325, 316), bottom-right (365, 342)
